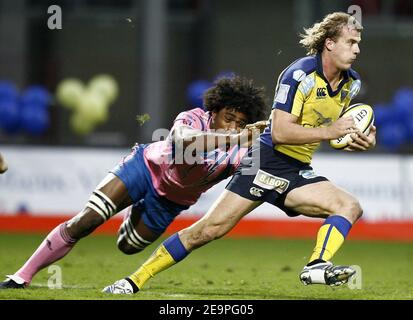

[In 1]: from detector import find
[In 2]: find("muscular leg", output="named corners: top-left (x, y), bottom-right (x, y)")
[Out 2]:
top-left (179, 190), bottom-right (261, 250)
top-left (284, 181), bottom-right (362, 277)
top-left (12, 174), bottom-right (133, 285)
top-left (104, 190), bottom-right (261, 293)
top-left (66, 174), bottom-right (133, 239)
top-left (117, 205), bottom-right (161, 255)
top-left (284, 181), bottom-right (362, 223)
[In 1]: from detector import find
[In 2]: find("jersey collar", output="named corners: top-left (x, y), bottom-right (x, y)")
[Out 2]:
top-left (315, 53), bottom-right (350, 97)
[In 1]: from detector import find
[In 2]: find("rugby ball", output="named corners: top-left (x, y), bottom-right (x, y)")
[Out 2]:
top-left (329, 103), bottom-right (375, 150)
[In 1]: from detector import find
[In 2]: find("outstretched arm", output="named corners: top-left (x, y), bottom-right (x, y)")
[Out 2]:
top-left (172, 120), bottom-right (268, 152)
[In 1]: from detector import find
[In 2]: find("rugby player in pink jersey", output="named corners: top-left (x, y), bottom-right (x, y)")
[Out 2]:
top-left (0, 76), bottom-right (268, 289)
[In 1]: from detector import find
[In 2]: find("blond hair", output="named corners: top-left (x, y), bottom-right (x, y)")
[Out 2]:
top-left (299, 12), bottom-right (363, 55)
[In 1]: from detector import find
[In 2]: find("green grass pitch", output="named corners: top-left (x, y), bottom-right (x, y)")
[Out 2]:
top-left (0, 233), bottom-right (412, 300)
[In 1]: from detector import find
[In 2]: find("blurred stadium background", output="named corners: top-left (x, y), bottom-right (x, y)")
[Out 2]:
top-left (0, 0), bottom-right (413, 299)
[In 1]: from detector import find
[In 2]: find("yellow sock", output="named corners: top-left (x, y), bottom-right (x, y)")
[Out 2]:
top-left (129, 234), bottom-right (189, 289)
top-left (129, 244), bottom-right (176, 289)
top-left (309, 215), bottom-right (352, 263)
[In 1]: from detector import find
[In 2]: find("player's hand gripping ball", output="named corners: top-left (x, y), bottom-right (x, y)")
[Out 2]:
top-left (330, 103), bottom-right (375, 149)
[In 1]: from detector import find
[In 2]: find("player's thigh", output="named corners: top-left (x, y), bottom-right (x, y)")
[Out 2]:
top-left (283, 181), bottom-right (362, 222)
top-left (180, 190), bottom-right (261, 249)
top-left (67, 173), bottom-right (133, 238)
top-left (96, 173), bottom-right (133, 208)
top-left (134, 213), bottom-right (161, 242)
top-left (119, 187), bottom-right (191, 254)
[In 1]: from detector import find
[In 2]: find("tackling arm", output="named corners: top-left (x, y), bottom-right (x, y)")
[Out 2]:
top-left (172, 125), bottom-right (238, 152)
top-left (172, 120), bottom-right (268, 152)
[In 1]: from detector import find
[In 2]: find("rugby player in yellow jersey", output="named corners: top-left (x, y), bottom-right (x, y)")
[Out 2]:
top-left (103, 12), bottom-right (377, 294)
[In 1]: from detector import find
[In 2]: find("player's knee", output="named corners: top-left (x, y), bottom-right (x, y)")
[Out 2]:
top-left (85, 190), bottom-right (117, 221)
top-left (116, 221), bottom-right (152, 254)
top-left (117, 237), bottom-right (144, 255)
top-left (339, 197), bottom-right (363, 223)
top-left (350, 199), bottom-right (363, 221)
top-left (66, 209), bottom-right (105, 239)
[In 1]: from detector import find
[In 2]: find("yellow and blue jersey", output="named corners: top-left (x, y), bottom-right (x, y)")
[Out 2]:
top-left (260, 54), bottom-right (361, 163)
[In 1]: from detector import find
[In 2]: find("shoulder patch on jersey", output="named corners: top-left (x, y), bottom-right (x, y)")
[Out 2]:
top-left (274, 83), bottom-right (290, 104)
top-left (349, 79), bottom-right (361, 99)
top-left (293, 69), bottom-right (306, 82)
top-left (298, 74), bottom-right (316, 96)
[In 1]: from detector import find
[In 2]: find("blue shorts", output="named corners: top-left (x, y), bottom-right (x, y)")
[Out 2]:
top-left (111, 144), bottom-right (189, 235)
top-left (226, 142), bottom-right (328, 217)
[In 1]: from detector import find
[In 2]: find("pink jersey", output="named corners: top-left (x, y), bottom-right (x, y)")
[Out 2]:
top-left (143, 108), bottom-right (247, 206)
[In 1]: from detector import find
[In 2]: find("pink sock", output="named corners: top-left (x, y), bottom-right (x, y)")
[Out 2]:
top-left (15, 223), bottom-right (77, 284)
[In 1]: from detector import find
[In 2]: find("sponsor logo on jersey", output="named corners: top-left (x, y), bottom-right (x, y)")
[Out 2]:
top-left (312, 108), bottom-right (332, 126)
top-left (316, 87), bottom-right (327, 98)
top-left (249, 187), bottom-right (264, 197)
top-left (253, 170), bottom-right (290, 194)
top-left (299, 169), bottom-right (319, 179)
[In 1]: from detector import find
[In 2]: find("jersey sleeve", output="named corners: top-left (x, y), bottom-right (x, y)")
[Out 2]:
top-left (273, 69), bottom-right (315, 117)
top-left (273, 67), bottom-right (314, 117)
